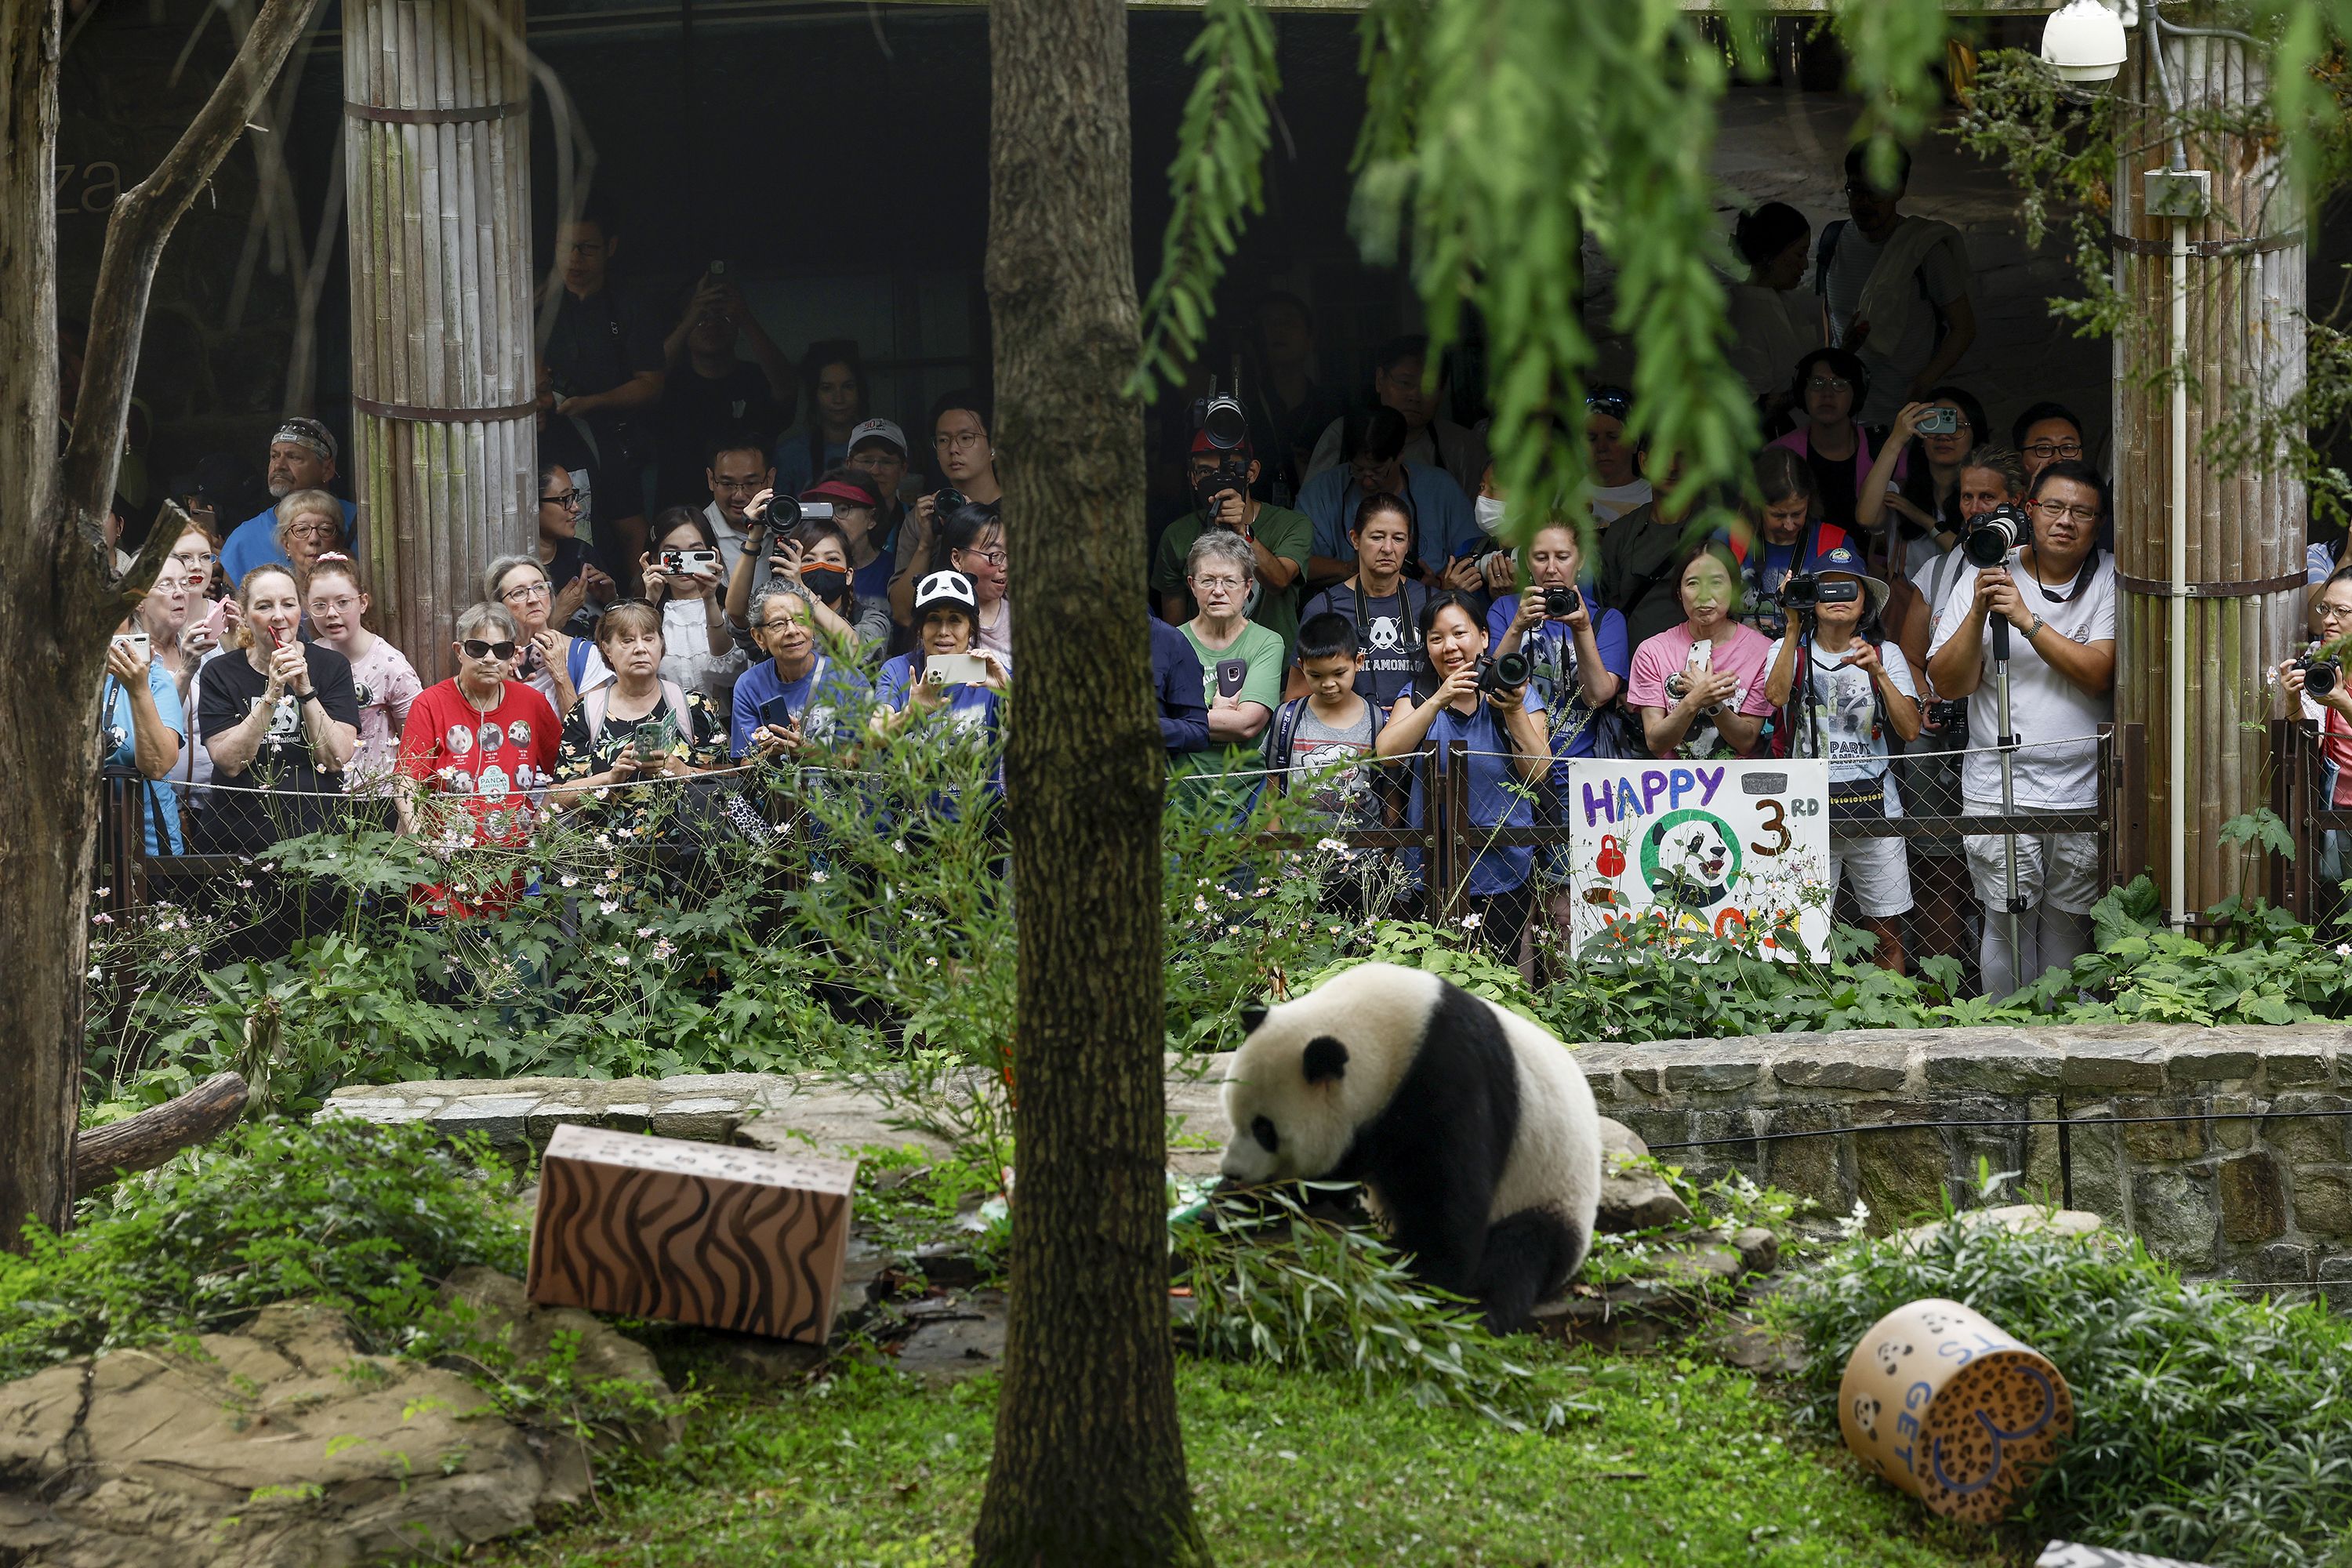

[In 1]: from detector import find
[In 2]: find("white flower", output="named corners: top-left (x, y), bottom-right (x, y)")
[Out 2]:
top-left (1459, 913), bottom-right (1483, 930)
top-left (1316, 838), bottom-right (1347, 854)
top-left (811, 870), bottom-right (829, 884)
top-left (1194, 895), bottom-right (1209, 913)
top-left (637, 926), bottom-right (655, 938)
top-left (93, 887), bottom-right (110, 898)
top-left (599, 900), bottom-right (620, 915)
top-left (560, 874), bottom-right (579, 888)
top-left (652, 938), bottom-right (675, 960)
top-left (610, 952), bottom-right (630, 967)
top-left (925, 956), bottom-right (940, 968)
top-left (891, 839), bottom-right (907, 853)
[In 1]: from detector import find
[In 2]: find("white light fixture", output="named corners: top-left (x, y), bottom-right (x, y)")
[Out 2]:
top-left (2042, 0), bottom-right (2130, 83)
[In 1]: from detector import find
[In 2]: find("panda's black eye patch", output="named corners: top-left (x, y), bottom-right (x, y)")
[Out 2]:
top-left (1251, 1115), bottom-right (1279, 1154)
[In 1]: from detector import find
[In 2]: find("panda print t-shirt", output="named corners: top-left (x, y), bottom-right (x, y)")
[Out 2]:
top-left (1301, 579), bottom-right (1426, 705)
top-left (394, 678), bottom-right (562, 847)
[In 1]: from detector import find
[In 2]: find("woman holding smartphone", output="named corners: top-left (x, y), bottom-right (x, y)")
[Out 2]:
top-left (552, 600), bottom-right (724, 837)
top-left (637, 506), bottom-right (746, 722)
top-left (101, 608), bottom-right (186, 856)
top-left (871, 571), bottom-right (1007, 737)
top-left (194, 565), bottom-right (360, 853)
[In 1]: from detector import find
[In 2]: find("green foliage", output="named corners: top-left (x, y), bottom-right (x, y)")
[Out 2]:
top-left (1305, 916), bottom-right (1543, 1023)
top-left (1777, 1210), bottom-right (2352, 1568)
top-left (1174, 1184), bottom-right (1579, 1432)
top-left (0, 1120), bottom-right (526, 1381)
top-left (1130, 0), bottom-right (1279, 397)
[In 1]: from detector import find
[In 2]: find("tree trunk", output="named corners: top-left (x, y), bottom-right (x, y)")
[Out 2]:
top-left (0, 0), bottom-right (321, 1246)
top-left (972, 0), bottom-right (1208, 1563)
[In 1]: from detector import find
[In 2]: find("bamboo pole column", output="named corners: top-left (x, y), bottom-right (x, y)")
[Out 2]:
top-left (2112, 23), bottom-right (2305, 918)
top-left (343, 0), bottom-right (534, 684)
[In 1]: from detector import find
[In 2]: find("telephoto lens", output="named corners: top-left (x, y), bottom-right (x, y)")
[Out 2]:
top-left (758, 495), bottom-right (801, 532)
top-left (1780, 573), bottom-right (1820, 611)
top-left (1477, 651), bottom-right (1531, 695)
top-left (1964, 503), bottom-right (2033, 568)
top-left (1543, 586), bottom-right (1578, 619)
top-left (931, 488), bottom-right (970, 519)
top-left (1196, 394), bottom-right (1250, 452)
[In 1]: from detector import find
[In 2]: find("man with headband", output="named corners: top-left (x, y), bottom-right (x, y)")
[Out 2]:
top-left (220, 416), bottom-right (356, 583)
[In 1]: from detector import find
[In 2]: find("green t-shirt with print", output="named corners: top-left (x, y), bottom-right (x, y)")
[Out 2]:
top-left (1150, 504), bottom-right (1314, 660)
top-left (1170, 620), bottom-right (1287, 815)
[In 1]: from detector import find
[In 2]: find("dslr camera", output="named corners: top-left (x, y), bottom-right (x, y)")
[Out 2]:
top-left (1475, 650), bottom-right (1530, 697)
top-left (1964, 502), bottom-right (2034, 568)
top-left (1542, 586), bottom-right (1584, 619)
top-left (1779, 574), bottom-right (1860, 612)
top-left (930, 487), bottom-right (970, 521)
top-left (2293, 644), bottom-right (2342, 698)
top-left (1925, 697), bottom-right (1969, 735)
top-left (1190, 387), bottom-right (1250, 453)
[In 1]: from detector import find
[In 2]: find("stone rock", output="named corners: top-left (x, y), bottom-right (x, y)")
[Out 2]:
top-left (2292, 1171), bottom-right (2352, 1236)
top-left (2131, 1168), bottom-right (2219, 1272)
top-left (1650, 1243), bottom-right (1744, 1286)
top-left (1761, 1105), bottom-right (1850, 1214)
top-left (0, 1302), bottom-right (559, 1567)
top-left (1595, 1119), bottom-right (1692, 1232)
top-left (2217, 1153), bottom-right (2287, 1245)
top-left (1854, 1123), bottom-right (1949, 1236)
top-left (439, 1268), bottom-right (681, 1459)
top-left (891, 1291), bottom-right (1007, 1388)
top-left (1730, 1226), bottom-right (1780, 1276)
top-left (1706, 1316), bottom-right (1806, 1377)
top-left (1897, 1203), bottom-right (2104, 1254)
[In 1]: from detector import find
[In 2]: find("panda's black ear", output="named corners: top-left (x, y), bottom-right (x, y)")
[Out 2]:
top-left (1302, 1035), bottom-right (1349, 1085)
top-left (1240, 1002), bottom-right (1269, 1036)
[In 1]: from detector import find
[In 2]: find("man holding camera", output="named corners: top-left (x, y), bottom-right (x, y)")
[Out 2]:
top-left (1926, 460), bottom-right (2115, 996)
top-left (1151, 429), bottom-right (1313, 660)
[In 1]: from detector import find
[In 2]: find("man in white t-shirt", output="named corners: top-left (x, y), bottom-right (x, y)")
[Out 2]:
top-left (1926, 463), bottom-right (2116, 998)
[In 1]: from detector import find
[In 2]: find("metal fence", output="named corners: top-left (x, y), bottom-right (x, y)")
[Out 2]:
top-left (97, 723), bottom-right (2150, 992)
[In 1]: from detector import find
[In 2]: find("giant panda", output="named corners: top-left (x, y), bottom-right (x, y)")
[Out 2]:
top-left (1218, 961), bottom-right (1602, 1334)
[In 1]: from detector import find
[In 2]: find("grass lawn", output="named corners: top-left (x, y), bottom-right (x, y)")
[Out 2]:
top-left (477, 1342), bottom-right (2012, 1567)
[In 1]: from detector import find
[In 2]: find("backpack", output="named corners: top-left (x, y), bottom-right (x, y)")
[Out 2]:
top-left (1265, 695), bottom-right (1388, 796)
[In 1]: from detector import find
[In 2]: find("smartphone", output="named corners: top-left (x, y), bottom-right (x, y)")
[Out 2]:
top-left (925, 652), bottom-right (991, 688)
top-left (1917, 408), bottom-right (1959, 435)
top-left (1214, 659), bottom-right (1249, 700)
top-left (757, 694), bottom-right (797, 732)
top-left (111, 630), bottom-right (151, 661)
top-left (1686, 641), bottom-right (1712, 678)
top-left (661, 548), bottom-right (721, 575)
top-left (633, 710), bottom-right (682, 757)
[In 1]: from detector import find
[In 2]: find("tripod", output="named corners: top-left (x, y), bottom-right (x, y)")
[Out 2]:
top-left (1988, 617), bottom-right (2025, 981)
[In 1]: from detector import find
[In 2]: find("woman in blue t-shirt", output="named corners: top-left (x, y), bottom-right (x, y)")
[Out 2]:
top-left (872, 571), bottom-right (1007, 736)
top-left (1374, 590), bottom-right (1551, 956)
top-left (100, 615), bottom-right (186, 856)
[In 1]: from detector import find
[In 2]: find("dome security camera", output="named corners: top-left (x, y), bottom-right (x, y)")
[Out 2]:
top-left (2042, 0), bottom-right (2130, 84)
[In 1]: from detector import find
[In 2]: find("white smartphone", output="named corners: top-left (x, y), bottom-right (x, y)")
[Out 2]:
top-left (924, 652), bottom-right (992, 687)
top-left (661, 547), bottom-right (721, 575)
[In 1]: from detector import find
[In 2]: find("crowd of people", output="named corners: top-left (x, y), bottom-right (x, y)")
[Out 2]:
top-left (96, 154), bottom-right (2166, 996)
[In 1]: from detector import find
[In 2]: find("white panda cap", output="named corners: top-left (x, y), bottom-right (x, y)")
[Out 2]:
top-left (914, 570), bottom-right (979, 618)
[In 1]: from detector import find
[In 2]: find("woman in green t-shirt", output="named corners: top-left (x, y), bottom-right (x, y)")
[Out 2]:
top-left (1173, 532), bottom-right (1285, 811)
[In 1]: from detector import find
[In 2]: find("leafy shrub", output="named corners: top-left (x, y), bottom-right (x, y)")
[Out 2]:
top-left (1173, 1185), bottom-right (1584, 1432)
top-left (0, 1119), bottom-right (526, 1379)
top-left (1775, 1210), bottom-right (2352, 1567)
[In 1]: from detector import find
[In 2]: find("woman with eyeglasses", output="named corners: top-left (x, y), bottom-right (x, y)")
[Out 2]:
top-left (191, 565), bottom-right (361, 855)
top-left (146, 515), bottom-right (220, 702)
top-left (1768, 347), bottom-right (1900, 537)
top-left (482, 554), bottom-right (611, 719)
top-left (538, 459), bottom-right (616, 631)
top-left (1854, 387), bottom-right (1988, 575)
top-left (892, 390), bottom-right (1003, 622)
top-left (1926, 460), bottom-right (2116, 997)
top-left (943, 506), bottom-right (1012, 665)
top-left (272, 489), bottom-right (346, 599)
top-left (1171, 530), bottom-right (1283, 816)
top-left (550, 599), bottom-right (727, 843)
top-left (632, 505), bottom-right (750, 723)
top-left (393, 601), bottom-right (563, 913)
top-left (303, 555), bottom-right (422, 799)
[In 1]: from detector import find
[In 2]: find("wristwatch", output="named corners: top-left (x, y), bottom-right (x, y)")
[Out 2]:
top-left (2024, 615), bottom-right (2048, 643)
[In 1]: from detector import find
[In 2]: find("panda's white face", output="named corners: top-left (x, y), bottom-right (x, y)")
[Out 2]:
top-left (1218, 963), bottom-right (1436, 1185)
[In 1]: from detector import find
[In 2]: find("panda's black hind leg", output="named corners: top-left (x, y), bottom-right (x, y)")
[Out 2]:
top-left (1472, 1210), bottom-right (1582, 1334)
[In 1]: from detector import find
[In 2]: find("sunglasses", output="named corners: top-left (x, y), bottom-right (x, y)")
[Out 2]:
top-left (462, 639), bottom-right (519, 661)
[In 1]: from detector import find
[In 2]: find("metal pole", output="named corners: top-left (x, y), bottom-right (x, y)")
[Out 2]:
top-left (1991, 616), bottom-right (2024, 982)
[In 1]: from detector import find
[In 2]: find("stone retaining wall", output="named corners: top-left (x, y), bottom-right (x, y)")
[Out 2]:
top-left (325, 1024), bottom-right (2352, 1303)
top-left (1580, 1024), bottom-right (2350, 1303)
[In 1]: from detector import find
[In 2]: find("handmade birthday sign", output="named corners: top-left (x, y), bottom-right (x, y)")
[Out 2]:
top-left (1563, 758), bottom-right (1832, 961)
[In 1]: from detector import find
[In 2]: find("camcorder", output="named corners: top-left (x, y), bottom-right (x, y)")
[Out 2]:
top-left (1965, 503), bottom-right (2033, 568)
top-left (1542, 586), bottom-right (1585, 619)
top-left (1779, 574), bottom-right (1861, 612)
top-left (2294, 645), bottom-right (2342, 697)
top-left (659, 547), bottom-right (721, 577)
top-left (1475, 650), bottom-right (1530, 697)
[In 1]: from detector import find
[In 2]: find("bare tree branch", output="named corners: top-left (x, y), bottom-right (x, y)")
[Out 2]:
top-left (61, 0), bottom-right (325, 564)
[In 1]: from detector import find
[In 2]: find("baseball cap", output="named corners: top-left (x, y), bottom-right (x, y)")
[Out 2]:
top-left (1805, 540), bottom-right (1889, 615)
top-left (847, 418), bottom-right (907, 456)
top-left (272, 416), bottom-right (338, 466)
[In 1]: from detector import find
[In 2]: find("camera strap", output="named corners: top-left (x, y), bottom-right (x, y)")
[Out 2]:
top-left (2027, 547), bottom-right (2102, 606)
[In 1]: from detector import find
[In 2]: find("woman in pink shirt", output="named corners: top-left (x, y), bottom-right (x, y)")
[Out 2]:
top-left (1626, 543), bottom-right (1777, 760)
top-left (304, 555), bottom-right (422, 797)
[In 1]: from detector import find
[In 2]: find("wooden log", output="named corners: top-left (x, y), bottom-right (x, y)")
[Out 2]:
top-left (72, 1072), bottom-right (250, 1195)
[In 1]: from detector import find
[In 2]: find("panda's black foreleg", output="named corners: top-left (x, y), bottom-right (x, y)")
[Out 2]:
top-left (1471, 1210), bottom-right (1582, 1335)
